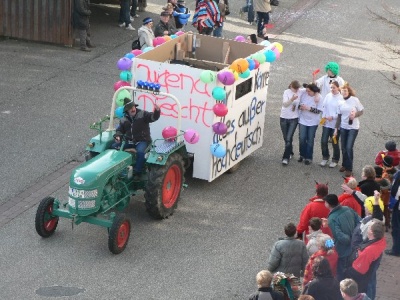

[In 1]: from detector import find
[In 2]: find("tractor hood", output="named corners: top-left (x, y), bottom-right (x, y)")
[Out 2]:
top-left (70, 150), bottom-right (132, 189)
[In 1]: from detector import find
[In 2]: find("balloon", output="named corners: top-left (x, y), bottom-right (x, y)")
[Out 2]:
top-left (131, 49), bottom-right (143, 56)
top-left (259, 40), bottom-right (271, 47)
top-left (120, 70), bottom-right (132, 82)
top-left (232, 70), bottom-right (239, 80)
top-left (176, 31), bottom-right (185, 36)
top-left (217, 70), bottom-right (235, 85)
top-left (230, 58), bottom-right (249, 74)
top-left (170, 34), bottom-right (178, 39)
top-left (184, 129), bottom-right (200, 144)
top-left (265, 50), bottom-right (276, 62)
top-left (162, 126), bottom-right (178, 141)
top-left (234, 35), bottom-right (246, 42)
top-left (116, 89), bottom-right (131, 105)
top-left (239, 69), bottom-right (251, 78)
top-left (210, 143), bottom-right (226, 158)
top-left (200, 70), bottom-right (216, 84)
top-left (272, 42), bottom-right (283, 53)
top-left (117, 57), bottom-right (132, 71)
top-left (124, 53), bottom-right (135, 60)
top-left (254, 59), bottom-right (260, 69)
top-left (246, 58), bottom-right (255, 71)
top-left (255, 52), bottom-right (266, 64)
top-left (115, 106), bottom-right (124, 118)
top-left (213, 103), bottom-right (228, 117)
top-left (113, 80), bottom-right (131, 91)
top-left (272, 47), bottom-right (280, 59)
top-left (212, 122), bottom-right (228, 135)
top-left (212, 87), bottom-right (226, 101)
top-left (163, 35), bottom-right (172, 41)
top-left (153, 36), bottom-right (166, 47)
top-left (143, 46), bottom-right (154, 52)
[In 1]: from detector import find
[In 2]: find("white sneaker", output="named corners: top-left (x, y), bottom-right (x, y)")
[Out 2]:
top-left (134, 14), bottom-right (139, 17)
top-left (118, 22), bottom-right (125, 27)
top-left (130, 16), bottom-right (134, 22)
top-left (329, 161), bottom-right (338, 168)
top-left (320, 159), bottom-right (329, 167)
top-left (125, 24), bottom-right (136, 30)
top-left (282, 159), bottom-right (289, 165)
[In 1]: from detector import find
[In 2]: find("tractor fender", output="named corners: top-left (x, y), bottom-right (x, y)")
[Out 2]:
top-left (146, 141), bottom-right (188, 166)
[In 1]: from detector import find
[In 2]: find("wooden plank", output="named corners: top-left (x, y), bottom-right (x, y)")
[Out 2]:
top-left (222, 42), bottom-right (230, 64)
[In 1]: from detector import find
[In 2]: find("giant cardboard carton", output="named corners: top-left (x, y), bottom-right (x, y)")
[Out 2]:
top-left (131, 33), bottom-right (270, 182)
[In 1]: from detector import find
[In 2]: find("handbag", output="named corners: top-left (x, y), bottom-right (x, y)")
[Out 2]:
top-left (131, 38), bottom-right (141, 50)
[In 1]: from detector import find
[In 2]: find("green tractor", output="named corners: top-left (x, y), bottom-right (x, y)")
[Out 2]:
top-left (35, 86), bottom-right (188, 254)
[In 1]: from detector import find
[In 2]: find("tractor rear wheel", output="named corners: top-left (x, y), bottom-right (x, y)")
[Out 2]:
top-left (108, 214), bottom-right (131, 254)
top-left (35, 197), bottom-right (59, 238)
top-left (144, 153), bottom-right (184, 219)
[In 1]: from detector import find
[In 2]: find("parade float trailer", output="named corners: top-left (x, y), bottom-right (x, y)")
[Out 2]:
top-left (131, 32), bottom-right (274, 182)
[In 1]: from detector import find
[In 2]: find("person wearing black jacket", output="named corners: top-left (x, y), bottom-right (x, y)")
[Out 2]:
top-left (113, 98), bottom-right (160, 174)
top-left (73, 0), bottom-right (94, 51)
top-left (248, 270), bottom-right (284, 300)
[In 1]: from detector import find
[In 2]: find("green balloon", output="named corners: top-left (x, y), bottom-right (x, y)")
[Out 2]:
top-left (239, 69), bottom-right (251, 78)
top-left (256, 52), bottom-right (266, 64)
top-left (200, 70), bottom-right (216, 84)
top-left (116, 89), bottom-right (131, 106)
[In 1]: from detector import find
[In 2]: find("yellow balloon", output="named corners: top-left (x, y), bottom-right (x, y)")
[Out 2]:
top-left (273, 42), bottom-right (283, 53)
top-left (232, 70), bottom-right (239, 80)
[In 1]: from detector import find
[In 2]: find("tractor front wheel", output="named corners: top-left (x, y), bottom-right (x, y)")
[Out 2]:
top-left (35, 197), bottom-right (59, 237)
top-left (145, 153), bottom-right (185, 219)
top-left (108, 214), bottom-right (131, 254)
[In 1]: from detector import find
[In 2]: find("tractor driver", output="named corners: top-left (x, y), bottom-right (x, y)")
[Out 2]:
top-left (112, 97), bottom-right (161, 175)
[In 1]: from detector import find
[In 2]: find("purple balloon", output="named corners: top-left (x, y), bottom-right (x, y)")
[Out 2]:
top-left (117, 57), bottom-right (132, 71)
top-left (217, 70), bottom-right (235, 85)
top-left (212, 122), bottom-right (228, 135)
top-left (234, 35), bottom-right (246, 42)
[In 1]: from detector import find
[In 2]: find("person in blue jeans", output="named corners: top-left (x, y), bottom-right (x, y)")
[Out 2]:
top-left (118, 0), bottom-right (135, 30)
top-left (254, 0), bottom-right (271, 37)
top-left (279, 80), bottom-right (301, 165)
top-left (334, 82), bottom-right (364, 177)
top-left (298, 83), bottom-right (323, 165)
top-left (112, 98), bottom-right (161, 175)
top-left (319, 81), bottom-right (344, 168)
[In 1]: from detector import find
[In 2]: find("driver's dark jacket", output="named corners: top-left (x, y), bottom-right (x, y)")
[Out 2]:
top-left (116, 108), bottom-right (160, 143)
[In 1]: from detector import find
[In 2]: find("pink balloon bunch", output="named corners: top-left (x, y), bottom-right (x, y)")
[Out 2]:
top-left (162, 126), bottom-right (178, 141)
top-left (213, 103), bottom-right (228, 117)
top-left (184, 129), bottom-right (200, 144)
top-left (153, 37), bottom-right (166, 47)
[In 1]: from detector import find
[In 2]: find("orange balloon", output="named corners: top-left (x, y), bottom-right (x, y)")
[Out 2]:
top-left (230, 58), bottom-right (249, 74)
top-left (163, 35), bottom-right (172, 41)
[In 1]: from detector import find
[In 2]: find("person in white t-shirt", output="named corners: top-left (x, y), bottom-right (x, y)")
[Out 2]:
top-left (298, 83), bottom-right (323, 165)
top-left (314, 62), bottom-right (345, 100)
top-left (319, 81), bottom-right (344, 168)
top-left (334, 83), bottom-right (364, 177)
top-left (279, 80), bottom-right (303, 165)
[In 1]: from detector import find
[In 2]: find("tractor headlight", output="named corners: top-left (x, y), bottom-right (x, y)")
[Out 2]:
top-left (157, 155), bottom-right (164, 162)
top-left (68, 198), bottom-right (96, 209)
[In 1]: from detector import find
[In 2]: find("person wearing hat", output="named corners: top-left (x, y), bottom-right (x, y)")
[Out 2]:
top-left (338, 177), bottom-right (362, 217)
top-left (113, 98), bottom-right (161, 175)
top-left (314, 61), bottom-right (345, 100)
top-left (374, 140), bottom-right (400, 167)
top-left (154, 10), bottom-right (178, 37)
top-left (138, 17), bottom-right (155, 49)
top-left (323, 193), bottom-right (360, 281)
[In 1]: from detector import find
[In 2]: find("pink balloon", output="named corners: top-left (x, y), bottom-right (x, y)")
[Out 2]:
top-left (113, 80), bottom-right (131, 91)
top-left (131, 49), bottom-right (143, 56)
top-left (212, 122), bottom-right (228, 135)
top-left (254, 59), bottom-right (260, 69)
top-left (162, 126), bottom-right (178, 141)
top-left (153, 36), bottom-right (166, 47)
top-left (176, 31), bottom-right (185, 36)
top-left (272, 47), bottom-right (280, 59)
top-left (234, 35), bottom-right (246, 42)
top-left (217, 70), bottom-right (235, 85)
top-left (213, 103), bottom-right (228, 117)
top-left (184, 129), bottom-right (200, 144)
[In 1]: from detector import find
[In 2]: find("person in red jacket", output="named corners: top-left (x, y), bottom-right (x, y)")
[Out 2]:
top-left (297, 183), bottom-right (332, 240)
top-left (374, 140), bottom-right (399, 167)
top-left (345, 220), bottom-right (386, 296)
top-left (339, 177), bottom-right (362, 216)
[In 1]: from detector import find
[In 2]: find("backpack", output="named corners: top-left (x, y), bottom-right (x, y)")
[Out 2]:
top-left (131, 38), bottom-right (141, 50)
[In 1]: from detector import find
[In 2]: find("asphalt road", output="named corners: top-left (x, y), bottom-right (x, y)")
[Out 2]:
top-left (0, 0), bottom-right (399, 299)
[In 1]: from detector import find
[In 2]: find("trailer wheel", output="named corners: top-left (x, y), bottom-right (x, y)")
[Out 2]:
top-left (35, 197), bottom-right (59, 238)
top-left (145, 153), bottom-right (184, 219)
top-left (108, 214), bottom-right (131, 254)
